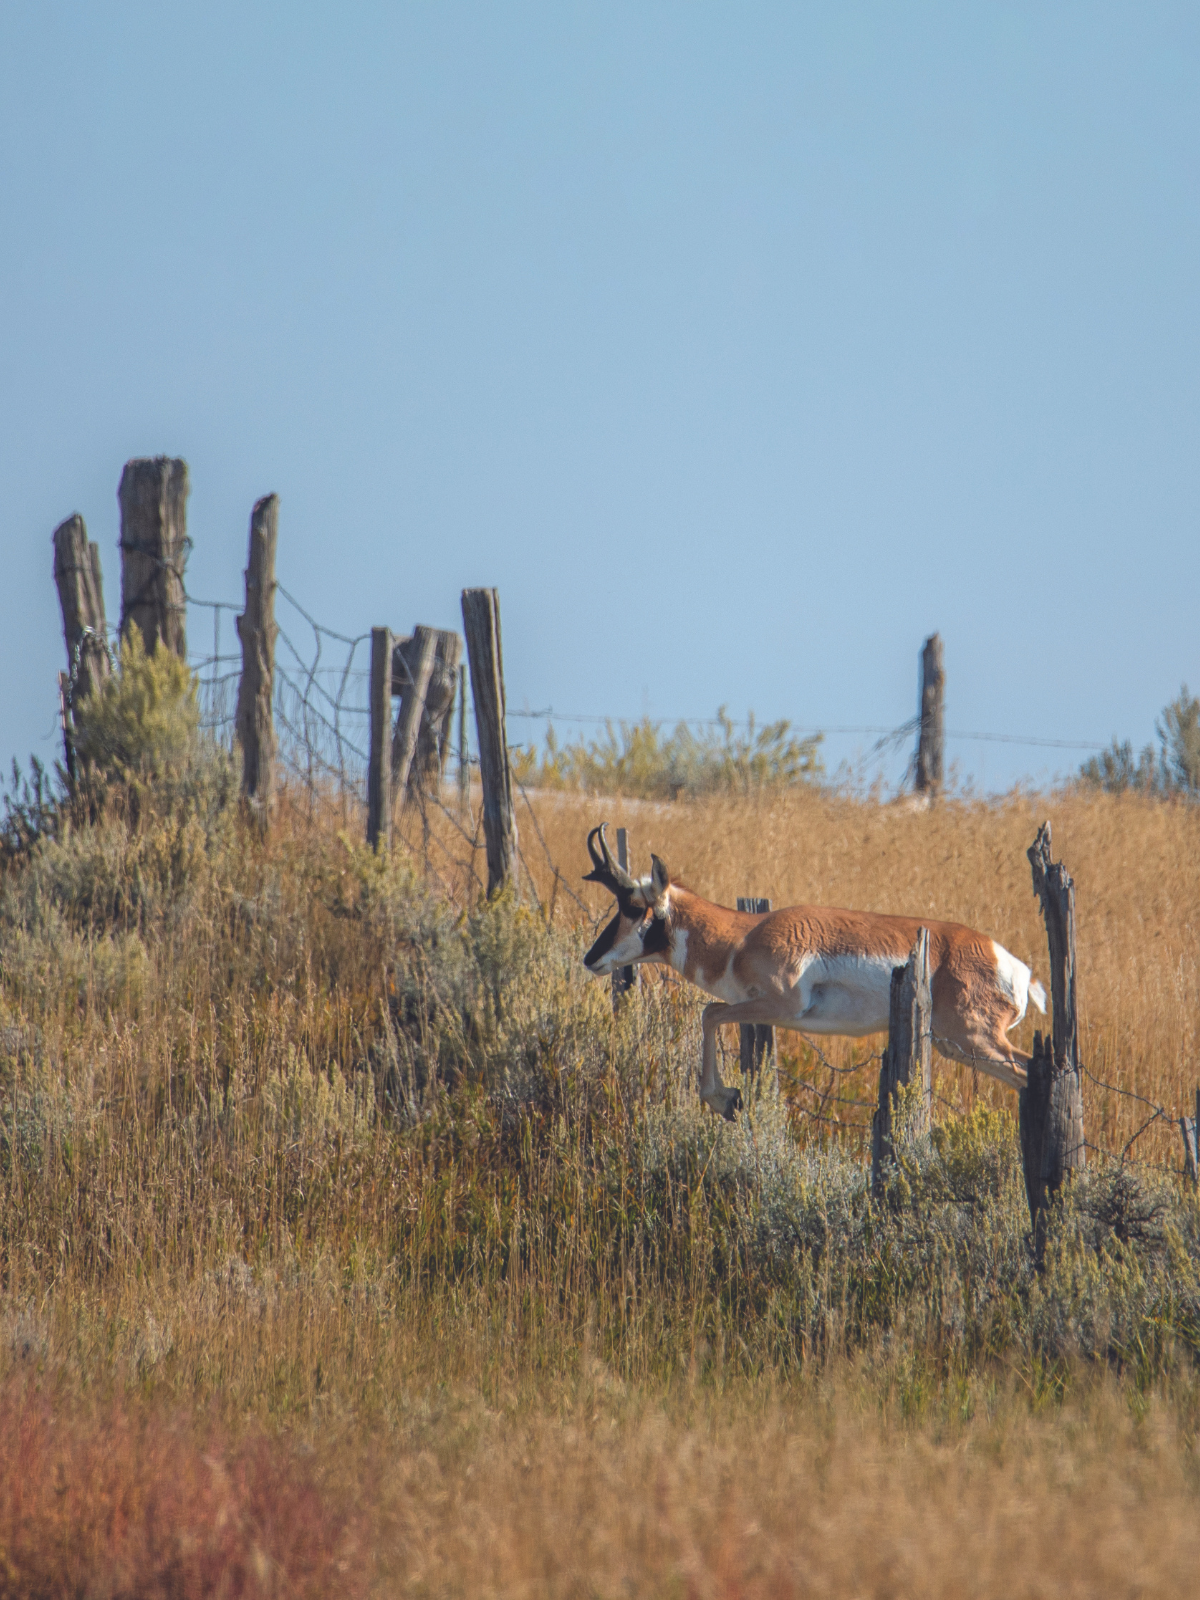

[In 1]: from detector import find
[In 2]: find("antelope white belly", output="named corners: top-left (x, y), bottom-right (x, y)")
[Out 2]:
top-left (788, 952), bottom-right (896, 1036)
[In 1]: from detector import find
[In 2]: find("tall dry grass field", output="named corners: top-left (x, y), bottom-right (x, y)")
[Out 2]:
top-left (1, 763), bottom-right (1198, 1596)
top-left (409, 782), bottom-right (1200, 1161)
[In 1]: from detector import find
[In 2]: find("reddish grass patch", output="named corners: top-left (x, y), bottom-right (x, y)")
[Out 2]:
top-left (0, 1383), bottom-right (369, 1599)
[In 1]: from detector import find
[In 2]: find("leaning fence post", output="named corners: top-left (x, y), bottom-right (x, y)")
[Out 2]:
top-left (366, 627), bottom-right (393, 851)
top-left (234, 494), bottom-right (279, 821)
top-left (1021, 821), bottom-right (1086, 1249)
top-left (118, 457), bottom-right (190, 658)
top-left (461, 588), bottom-right (518, 898)
top-left (390, 625), bottom-right (438, 810)
top-left (914, 633), bottom-right (944, 796)
top-left (871, 927), bottom-right (933, 1193)
top-left (52, 513), bottom-right (112, 777)
top-left (457, 664), bottom-right (469, 814)
top-left (737, 897), bottom-right (775, 1079)
top-left (611, 827), bottom-right (639, 1008)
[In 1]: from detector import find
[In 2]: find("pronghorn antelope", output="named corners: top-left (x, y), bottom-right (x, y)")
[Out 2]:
top-left (582, 824), bottom-right (1046, 1120)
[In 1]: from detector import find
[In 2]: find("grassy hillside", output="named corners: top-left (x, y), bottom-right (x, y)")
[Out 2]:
top-left (1, 744), bottom-right (1198, 1594)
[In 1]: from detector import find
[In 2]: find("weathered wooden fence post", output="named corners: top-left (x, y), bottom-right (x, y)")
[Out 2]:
top-left (611, 827), bottom-right (639, 1008)
top-left (390, 625), bottom-right (438, 807)
top-left (1182, 1090), bottom-right (1200, 1183)
top-left (457, 663), bottom-right (469, 814)
top-left (391, 627), bottom-right (463, 807)
top-left (737, 897), bottom-right (775, 1079)
top-left (366, 626), bottom-right (393, 850)
top-left (871, 927), bottom-right (933, 1193)
top-left (234, 494), bottom-right (278, 820)
top-left (1020, 821), bottom-right (1086, 1250)
top-left (52, 513), bottom-right (112, 777)
top-left (915, 633), bottom-right (944, 796)
top-left (461, 588), bottom-right (518, 898)
top-left (118, 457), bottom-right (190, 657)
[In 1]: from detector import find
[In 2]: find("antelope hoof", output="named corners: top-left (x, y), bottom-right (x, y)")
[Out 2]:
top-left (703, 1086), bottom-right (743, 1121)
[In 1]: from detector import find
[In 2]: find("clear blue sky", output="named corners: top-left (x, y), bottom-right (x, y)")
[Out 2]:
top-left (2, 2), bottom-right (1197, 792)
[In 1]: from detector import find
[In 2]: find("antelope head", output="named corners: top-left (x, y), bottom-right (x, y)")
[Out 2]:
top-left (582, 823), bottom-right (672, 976)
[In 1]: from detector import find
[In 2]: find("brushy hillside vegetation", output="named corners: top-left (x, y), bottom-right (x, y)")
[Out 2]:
top-left (1, 650), bottom-right (1199, 1594)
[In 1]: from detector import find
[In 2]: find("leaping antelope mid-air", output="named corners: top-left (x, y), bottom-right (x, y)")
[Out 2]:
top-left (582, 823), bottom-right (1046, 1120)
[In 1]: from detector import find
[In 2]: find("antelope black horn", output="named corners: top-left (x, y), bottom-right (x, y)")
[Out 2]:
top-left (586, 825), bottom-right (606, 875)
top-left (597, 822), bottom-right (637, 890)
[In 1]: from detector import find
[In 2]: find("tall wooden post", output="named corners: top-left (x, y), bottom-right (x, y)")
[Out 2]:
top-left (611, 827), bottom-right (639, 1007)
top-left (366, 627), bottom-right (393, 851)
top-left (234, 494), bottom-right (279, 819)
top-left (1021, 822), bottom-right (1085, 1247)
top-left (390, 625), bottom-right (438, 808)
top-left (461, 588), bottom-right (518, 898)
top-left (915, 633), bottom-right (944, 795)
top-left (871, 927), bottom-right (933, 1193)
top-left (737, 897), bottom-right (775, 1078)
top-left (52, 514), bottom-right (112, 776)
top-left (118, 457), bottom-right (190, 658)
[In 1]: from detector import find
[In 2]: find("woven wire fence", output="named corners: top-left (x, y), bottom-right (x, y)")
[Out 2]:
top-left (188, 586), bottom-right (372, 803)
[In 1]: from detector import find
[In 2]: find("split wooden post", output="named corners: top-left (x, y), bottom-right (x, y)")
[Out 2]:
top-left (611, 827), bottom-right (639, 1008)
top-left (234, 494), bottom-right (279, 820)
top-left (737, 897), bottom-right (775, 1079)
top-left (390, 625), bottom-right (438, 808)
top-left (915, 633), bottom-right (944, 796)
top-left (1020, 822), bottom-right (1086, 1250)
top-left (461, 588), bottom-right (518, 898)
top-left (366, 627), bottom-right (393, 850)
top-left (118, 457), bottom-right (190, 658)
top-left (871, 927), bottom-right (933, 1193)
top-left (392, 628), bottom-right (463, 805)
top-left (457, 663), bottom-right (469, 813)
top-left (52, 513), bottom-right (112, 777)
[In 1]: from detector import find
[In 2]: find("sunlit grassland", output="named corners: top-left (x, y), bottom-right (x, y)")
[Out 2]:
top-left (1, 763), bottom-right (1199, 1594)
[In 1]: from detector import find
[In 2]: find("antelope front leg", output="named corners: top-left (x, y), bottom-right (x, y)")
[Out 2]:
top-left (700, 1002), bottom-right (743, 1121)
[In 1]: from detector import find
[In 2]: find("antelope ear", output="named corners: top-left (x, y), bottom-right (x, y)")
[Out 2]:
top-left (649, 854), bottom-right (671, 917)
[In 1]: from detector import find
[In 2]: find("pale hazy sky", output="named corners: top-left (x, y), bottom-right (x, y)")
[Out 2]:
top-left (2, 3), bottom-right (1197, 792)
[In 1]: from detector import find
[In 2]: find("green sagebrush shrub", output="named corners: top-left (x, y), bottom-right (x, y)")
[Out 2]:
top-left (1081, 684), bottom-right (1200, 798)
top-left (512, 707), bottom-right (823, 800)
top-left (0, 632), bottom-right (236, 1007)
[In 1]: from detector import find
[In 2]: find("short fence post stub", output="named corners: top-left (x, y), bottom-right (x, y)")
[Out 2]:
top-left (611, 828), bottom-right (639, 1009)
top-left (1180, 1111), bottom-right (1198, 1184)
top-left (117, 457), bottom-right (190, 658)
top-left (914, 633), bottom-right (945, 796)
top-left (1023, 821), bottom-right (1086, 1250)
top-left (234, 494), bottom-right (279, 822)
top-left (871, 927), bottom-right (933, 1194)
top-left (461, 588), bottom-right (518, 898)
top-left (366, 626), bottom-right (393, 851)
top-left (737, 898), bottom-right (775, 1080)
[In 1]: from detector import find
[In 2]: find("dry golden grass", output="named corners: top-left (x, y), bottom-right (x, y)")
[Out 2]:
top-left (2, 773), bottom-right (1199, 1595)
top-left (405, 781), bottom-right (1200, 1164)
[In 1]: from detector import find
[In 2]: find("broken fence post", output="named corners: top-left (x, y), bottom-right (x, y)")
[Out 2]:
top-left (234, 494), bottom-right (279, 821)
top-left (392, 627), bottom-right (463, 806)
top-left (611, 827), bottom-right (639, 1008)
top-left (914, 633), bottom-right (944, 796)
top-left (118, 457), bottom-right (190, 658)
top-left (1020, 821), bottom-right (1086, 1252)
top-left (52, 513), bottom-right (112, 778)
top-left (871, 926), bottom-right (933, 1194)
top-left (736, 897), bottom-right (775, 1079)
top-left (461, 587), bottom-right (518, 898)
top-left (366, 626), bottom-right (393, 851)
